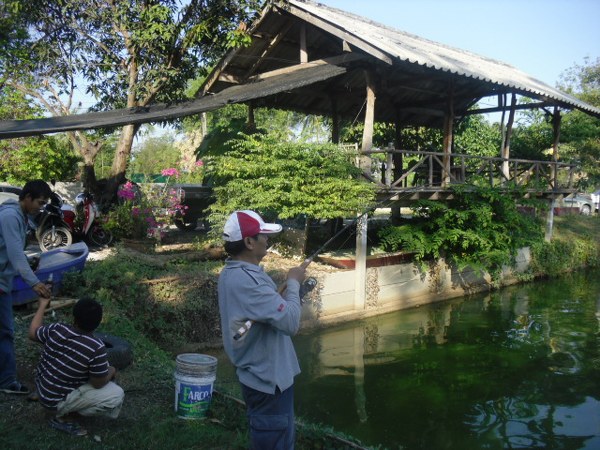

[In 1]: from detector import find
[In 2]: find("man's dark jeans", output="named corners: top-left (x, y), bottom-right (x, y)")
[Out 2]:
top-left (0, 292), bottom-right (16, 387)
top-left (241, 383), bottom-right (295, 450)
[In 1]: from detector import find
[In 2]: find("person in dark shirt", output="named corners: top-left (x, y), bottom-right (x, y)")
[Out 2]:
top-left (29, 296), bottom-right (124, 436)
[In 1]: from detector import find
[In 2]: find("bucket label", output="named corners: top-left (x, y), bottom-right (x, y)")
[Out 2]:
top-left (175, 380), bottom-right (213, 419)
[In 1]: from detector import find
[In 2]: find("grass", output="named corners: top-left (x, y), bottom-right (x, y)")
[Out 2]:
top-left (1, 237), bottom-right (374, 450)
top-left (2, 214), bottom-right (597, 449)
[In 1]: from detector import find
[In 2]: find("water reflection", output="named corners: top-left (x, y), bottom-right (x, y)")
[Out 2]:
top-left (292, 270), bottom-right (600, 449)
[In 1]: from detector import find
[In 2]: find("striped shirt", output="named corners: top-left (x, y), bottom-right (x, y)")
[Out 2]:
top-left (35, 322), bottom-right (109, 409)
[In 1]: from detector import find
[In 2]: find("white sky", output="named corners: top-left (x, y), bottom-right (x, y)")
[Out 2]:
top-left (317, 0), bottom-right (600, 87)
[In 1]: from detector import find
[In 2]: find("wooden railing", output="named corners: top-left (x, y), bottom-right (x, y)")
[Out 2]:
top-left (361, 149), bottom-right (577, 194)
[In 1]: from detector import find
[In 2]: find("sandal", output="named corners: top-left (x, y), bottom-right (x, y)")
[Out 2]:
top-left (0, 381), bottom-right (30, 395)
top-left (27, 389), bottom-right (40, 402)
top-left (49, 418), bottom-right (88, 436)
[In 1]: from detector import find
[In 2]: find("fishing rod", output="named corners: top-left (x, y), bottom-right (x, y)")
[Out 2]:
top-left (232, 186), bottom-right (427, 341)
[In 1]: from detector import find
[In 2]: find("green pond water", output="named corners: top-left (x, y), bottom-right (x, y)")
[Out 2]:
top-left (214, 269), bottom-right (600, 449)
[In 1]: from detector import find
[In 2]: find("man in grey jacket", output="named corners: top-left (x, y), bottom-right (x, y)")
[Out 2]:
top-left (218, 210), bottom-right (306, 450)
top-left (0, 180), bottom-right (53, 394)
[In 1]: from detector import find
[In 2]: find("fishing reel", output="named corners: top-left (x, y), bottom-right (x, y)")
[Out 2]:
top-left (299, 277), bottom-right (318, 304)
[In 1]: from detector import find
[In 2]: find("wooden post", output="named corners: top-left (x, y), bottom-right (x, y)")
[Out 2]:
top-left (499, 94), bottom-right (506, 154)
top-left (545, 107), bottom-right (561, 242)
top-left (442, 82), bottom-right (454, 187)
top-left (545, 198), bottom-right (555, 242)
top-left (391, 120), bottom-right (403, 224)
top-left (247, 103), bottom-right (256, 131)
top-left (385, 143), bottom-right (393, 187)
top-left (300, 23), bottom-right (308, 64)
top-left (551, 107), bottom-right (562, 189)
top-left (501, 93), bottom-right (516, 182)
top-left (355, 70), bottom-right (376, 311)
top-left (331, 95), bottom-right (340, 144)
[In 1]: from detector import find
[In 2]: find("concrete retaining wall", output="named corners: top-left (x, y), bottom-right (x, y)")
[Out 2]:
top-left (301, 247), bottom-right (531, 328)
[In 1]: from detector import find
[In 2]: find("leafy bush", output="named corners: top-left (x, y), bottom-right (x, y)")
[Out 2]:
top-left (529, 216), bottom-right (600, 275)
top-left (378, 186), bottom-right (545, 278)
top-left (207, 133), bottom-right (377, 237)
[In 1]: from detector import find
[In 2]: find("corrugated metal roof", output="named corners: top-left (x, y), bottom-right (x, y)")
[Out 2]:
top-left (289, 0), bottom-right (599, 117)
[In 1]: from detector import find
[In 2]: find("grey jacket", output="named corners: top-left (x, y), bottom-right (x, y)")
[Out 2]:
top-left (218, 259), bottom-right (301, 394)
top-left (0, 200), bottom-right (39, 293)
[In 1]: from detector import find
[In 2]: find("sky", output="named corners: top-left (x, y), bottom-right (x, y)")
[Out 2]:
top-left (316, 0), bottom-right (599, 88)
top-left (134, 0), bottom-right (600, 142)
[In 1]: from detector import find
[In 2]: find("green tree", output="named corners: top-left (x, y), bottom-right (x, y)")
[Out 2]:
top-left (556, 57), bottom-right (600, 189)
top-left (454, 114), bottom-right (502, 157)
top-left (129, 133), bottom-right (180, 179)
top-left (192, 104), bottom-right (332, 158)
top-left (2, 0), bottom-right (260, 199)
top-left (208, 133), bottom-right (376, 230)
top-left (0, 86), bottom-right (79, 183)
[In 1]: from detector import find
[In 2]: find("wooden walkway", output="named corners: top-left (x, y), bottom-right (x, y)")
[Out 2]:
top-left (360, 148), bottom-right (577, 203)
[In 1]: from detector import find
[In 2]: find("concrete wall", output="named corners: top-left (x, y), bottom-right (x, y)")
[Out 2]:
top-left (301, 247), bottom-right (531, 328)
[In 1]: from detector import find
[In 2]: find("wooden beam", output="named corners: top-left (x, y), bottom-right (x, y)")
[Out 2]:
top-left (201, 4), bottom-right (274, 94)
top-left (219, 52), bottom-right (363, 85)
top-left (243, 21), bottom-right (294, 79)
top-left (464, 102), bottom-right (551, 115)
top-left (248, 53), bottom-right (365, 81)
top-left (280, 3), bottom-right (393, 64)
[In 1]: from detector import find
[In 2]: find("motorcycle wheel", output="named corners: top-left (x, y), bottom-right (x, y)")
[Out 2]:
top-left (89, 225), bottom-right (113, 247)
top-left (173, 217), bottom-right (198, 231)
top-left (39, 226), bottom-right (73, 252)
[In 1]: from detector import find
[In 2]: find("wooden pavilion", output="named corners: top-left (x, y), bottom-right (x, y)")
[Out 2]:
top-left (1, 0), bottom-right (599, 304)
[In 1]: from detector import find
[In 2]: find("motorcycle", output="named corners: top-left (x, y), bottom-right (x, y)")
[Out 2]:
top-left (32, 191), bottom-right (74, 252)
top-left (61, 192), bottom-right (113, 248)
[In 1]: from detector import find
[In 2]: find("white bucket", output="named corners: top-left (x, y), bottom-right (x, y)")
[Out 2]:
top-left (174, 353), bottom-right (217, 419)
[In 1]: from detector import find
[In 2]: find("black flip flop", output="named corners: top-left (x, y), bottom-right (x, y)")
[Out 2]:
top-left (0, 381), bottom-right (30, 395)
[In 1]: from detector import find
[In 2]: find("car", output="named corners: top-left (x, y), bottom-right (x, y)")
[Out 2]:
top-left (0, 184), bottom-right (22, 204)
top-left (563, 193), bottom-right (597, 215)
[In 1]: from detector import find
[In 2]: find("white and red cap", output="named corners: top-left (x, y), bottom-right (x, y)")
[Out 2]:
top-left (222, 210), bottom-right (282, 242)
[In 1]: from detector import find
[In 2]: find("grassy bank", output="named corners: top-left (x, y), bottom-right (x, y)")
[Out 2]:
top-left (2, 214), bottom-right (598, 449)
top-left (529, 214), bottom-right (600, 277)
top-left (1, 241), bottom-right (371, 449)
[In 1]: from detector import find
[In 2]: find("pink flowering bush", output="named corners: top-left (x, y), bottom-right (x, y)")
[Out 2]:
top-left (104, 176), bottom-right (186, 243)
top-left (161, 168), bottom-right (180, 178)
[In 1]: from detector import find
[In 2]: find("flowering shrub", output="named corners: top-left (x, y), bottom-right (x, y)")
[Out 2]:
top-left (104, 175), bottom-right (186, 243)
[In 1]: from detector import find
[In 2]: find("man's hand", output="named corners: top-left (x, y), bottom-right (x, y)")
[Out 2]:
top-left (32, 282), bottom-right (52, 299)
top-left (286, 265), bottom-right (306, 283)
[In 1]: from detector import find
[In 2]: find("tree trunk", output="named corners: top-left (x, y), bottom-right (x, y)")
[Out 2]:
top-left (75, 137), bottom-right (103, 196)
top-left (101, 123), bottom-right (139, 206)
